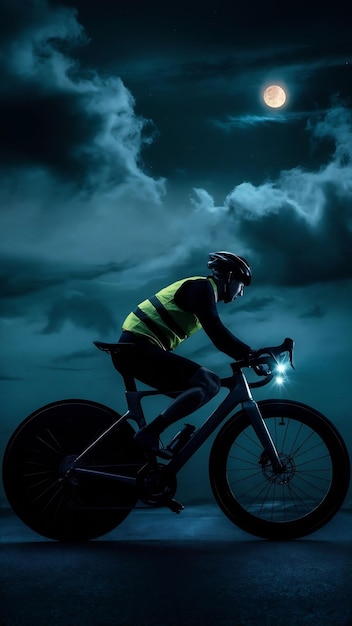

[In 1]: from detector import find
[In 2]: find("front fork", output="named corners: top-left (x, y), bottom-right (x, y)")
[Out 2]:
top-left (242, 399), bottom-right (283, 473)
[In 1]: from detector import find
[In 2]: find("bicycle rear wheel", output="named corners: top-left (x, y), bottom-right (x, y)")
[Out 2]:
top-left (209, 400), bottom-right (350, 539)
top-left (2, 399), bottom-right (145, 541)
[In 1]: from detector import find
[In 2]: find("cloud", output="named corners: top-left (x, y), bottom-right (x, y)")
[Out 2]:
top-left (0, 1), bottom-right (351, 346)
top-left (235, 296), bottom-right (279, 313)
top-left (209, 111), bottom-right (310, 130)
top-left (53, 348), bottom-right (97, 363)
top-left (0, 0), bottom-right (164, 193)
top-left (42, 291), bottom-right (116, 334)
top-left (191, 188), bottom-right (226, 213)
top-left (158, 43), bottom-right (346, 85)
top-left (0, 0), bottom-right (84, 54)
top-left (0, 255), bottom-right (126, 299)
top-left (0, 254), bottom-right (133, 337)
top-left (299, 304), bottom-right (326, 319)
top-left (193, 100), bottom-right (352, 287)
top-left (0, 0), bottom-right (176, 274)
top-left (0, 374), bottom-right (24, 381)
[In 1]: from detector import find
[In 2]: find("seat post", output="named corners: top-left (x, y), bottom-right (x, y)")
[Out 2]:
top-left (122, 374), bottom-right (137, 392)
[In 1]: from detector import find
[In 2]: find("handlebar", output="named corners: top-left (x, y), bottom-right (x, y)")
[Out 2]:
top-left (230, 337), bottom-right (295, 388)
top-left (252, 336), bottom-right (294, 372)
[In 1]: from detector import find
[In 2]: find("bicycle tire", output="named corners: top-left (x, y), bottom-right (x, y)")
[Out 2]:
top-left (209, 400), bottom-right (350, 539)
top-left (2, 399), bottom-right (145, 541)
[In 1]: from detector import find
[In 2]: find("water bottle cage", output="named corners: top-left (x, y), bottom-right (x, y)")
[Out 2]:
top-left (166, 424), bottom-right (195, 453)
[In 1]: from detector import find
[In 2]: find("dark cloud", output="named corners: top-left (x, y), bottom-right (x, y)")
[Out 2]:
top-left (0, 89), bottom-right (102, 176)
top-left (0, 255), bottom-right (126, 300)
top-left (160, 45), bottom-right (348, 88)
top-left (54, 348), bottom-right (98, 362)
top-left (191, 101), bottom-right (352, 288)
top-left (300, 304), bottom-right (326, 319)
top-left (236, 182), bottom-right (352, 287)
top-left (37, 364), bottom-right (96, 371)
top-left (0, 0), bottom-right (81, 43)
top-left (235, 296), bottom-right (278, 313)
top-left (0, 374), bottom-right (24, 381)
top-left (42, 292), bottom-right (116, 334)
top-left (0, 255), bottom-right (129, 337)
top-left (0, 0), bottom-right (158, 188)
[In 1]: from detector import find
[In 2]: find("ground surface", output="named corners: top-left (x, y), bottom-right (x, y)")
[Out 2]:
top-left (1, 505), bottom-right (352, 626)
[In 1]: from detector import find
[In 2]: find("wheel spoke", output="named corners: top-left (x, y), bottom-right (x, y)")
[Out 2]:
top-left (3, 401), bottom-right (145, 540)
top-left (223, 413), bottom-right (342, 524)
top-left (35, 434), bottom-right (63, 455)
top-left (210, 401), bottom-right (349, 538)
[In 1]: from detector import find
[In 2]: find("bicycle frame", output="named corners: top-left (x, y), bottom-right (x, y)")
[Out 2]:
top-left (72, 367), bottom-right (283, 486)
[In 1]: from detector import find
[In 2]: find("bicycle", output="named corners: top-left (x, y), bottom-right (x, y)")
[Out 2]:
top-left (2, 338), bottom-right (350, 541)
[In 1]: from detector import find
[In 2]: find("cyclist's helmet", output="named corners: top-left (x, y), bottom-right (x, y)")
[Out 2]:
top-left (208, 251), bottom-right (252, 286)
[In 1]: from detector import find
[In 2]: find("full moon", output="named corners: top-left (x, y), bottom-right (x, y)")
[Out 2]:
top-left (263, 84), bottom-right (286, 108)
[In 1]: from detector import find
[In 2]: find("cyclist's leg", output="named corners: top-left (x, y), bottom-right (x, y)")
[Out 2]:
top-left (159, 365), bottom-right (220, 425)
top-left (115, 334), bottom-right (220, 449)
top-left (135, 362), bottom-right (220, 450)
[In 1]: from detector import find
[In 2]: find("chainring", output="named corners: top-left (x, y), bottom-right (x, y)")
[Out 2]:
top-left (136, 463), bottom-right (177, 507)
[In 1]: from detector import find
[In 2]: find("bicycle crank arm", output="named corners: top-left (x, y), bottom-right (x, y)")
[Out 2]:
top-left (242, 400), bottom-right (283, 472)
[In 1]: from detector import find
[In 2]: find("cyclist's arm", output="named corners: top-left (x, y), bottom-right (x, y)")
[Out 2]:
top-left (175, 279), bottom-right (252, 360)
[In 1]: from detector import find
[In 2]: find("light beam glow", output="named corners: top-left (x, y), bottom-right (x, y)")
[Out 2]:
top-left (276, 362), bottom-right (287, 374)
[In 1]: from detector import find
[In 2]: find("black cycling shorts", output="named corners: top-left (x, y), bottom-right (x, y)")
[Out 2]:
top-left (114, 331), bottom-right (201, 393)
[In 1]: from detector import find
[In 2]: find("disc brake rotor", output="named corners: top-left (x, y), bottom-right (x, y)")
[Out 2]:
top-left (260, 451), bottom-right (296, 485)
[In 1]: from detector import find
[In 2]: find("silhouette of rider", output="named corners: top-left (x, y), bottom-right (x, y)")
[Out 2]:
top-left (115, 251), bottom-right (254, 453)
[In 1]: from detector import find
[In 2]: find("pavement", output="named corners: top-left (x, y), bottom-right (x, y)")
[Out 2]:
top-left (1, 504), bottom-right (352, 626)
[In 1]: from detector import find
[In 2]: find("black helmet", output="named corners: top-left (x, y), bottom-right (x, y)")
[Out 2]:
top-left (208, 251), bottom-right (252, 286)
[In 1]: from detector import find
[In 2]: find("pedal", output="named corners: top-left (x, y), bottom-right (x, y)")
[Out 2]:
top-left (167, 499), bottom-right (184, 514)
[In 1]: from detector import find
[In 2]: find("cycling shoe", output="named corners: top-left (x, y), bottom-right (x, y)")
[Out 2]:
top-left (134, 427), bottom-right (173, 459)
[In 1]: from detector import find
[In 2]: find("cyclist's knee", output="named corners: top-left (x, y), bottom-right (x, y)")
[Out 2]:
top-left (190, 366), bottom-right (221, 402)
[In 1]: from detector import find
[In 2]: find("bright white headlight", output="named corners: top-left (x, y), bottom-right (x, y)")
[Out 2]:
top-left (276, 362), bottom-right (286, 374)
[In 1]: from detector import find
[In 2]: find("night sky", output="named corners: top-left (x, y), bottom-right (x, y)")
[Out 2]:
top-left (1, 0), bottom-right (351, 507)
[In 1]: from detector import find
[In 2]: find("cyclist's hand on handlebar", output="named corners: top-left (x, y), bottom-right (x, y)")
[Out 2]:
top-left (245, 350), bottom-right (270, 376)
top-left (249, 351), bottom-right (270, 376)
top-left (230, 339), bottom-right (294, 379)
top-left (248, 350), bottom-right (265, 364)
top-left (248, 338), bottom-right (295, 375)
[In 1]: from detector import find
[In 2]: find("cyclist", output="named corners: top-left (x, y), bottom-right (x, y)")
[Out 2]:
top-left (115, 251), bottom-right (254, 453)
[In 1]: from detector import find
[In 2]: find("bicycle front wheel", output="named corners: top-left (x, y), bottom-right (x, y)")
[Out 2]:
top-left (209, 400), bottom-right (350, 539)
top-left (2, 399), bottom-right (145, 541)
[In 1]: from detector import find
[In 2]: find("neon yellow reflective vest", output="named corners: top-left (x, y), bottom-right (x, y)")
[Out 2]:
top-left (122, 276), bottom-right (218, 351)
